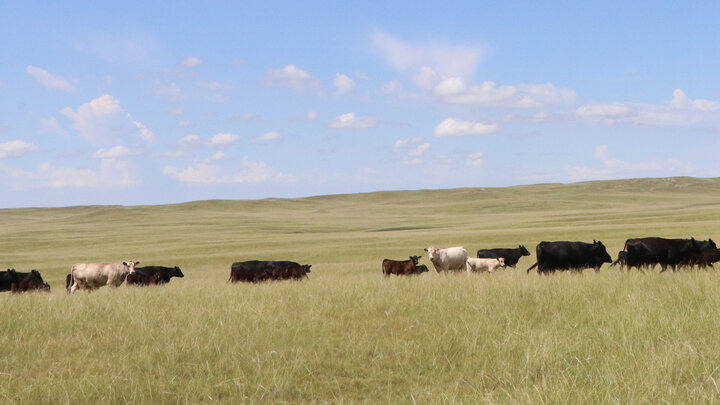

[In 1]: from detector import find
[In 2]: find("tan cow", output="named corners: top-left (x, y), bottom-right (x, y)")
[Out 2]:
top-left (67, 261), bottom-right (138, 294)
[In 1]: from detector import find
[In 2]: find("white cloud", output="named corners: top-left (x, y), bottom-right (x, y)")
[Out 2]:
top-left (26, 66), bottom-right (76, 91)
top-left (210, 133), bottom-right (241, 146)
top-left (163, 158), bottom-right (292, 184)
top-left (256, 131), bottom-right (281, 141)
top-left (180, 56), bottom-right (202, 67)
top-left (0, 140), bottom-right (39, 158)
top-left (178, 135), bottom-right (200, 146)
top-left (575, 89), bottom-right (720, 127)
top-left (260, 65), bottom-right (320, 89)
top-left (466, 152), bottom-right (484, 167)
top-left (92, 146), bottom-right (139, 159)
top-left (7, 159), bottom-right (140, 188)
top-left (61, 95), bottom-right (155, 144)
top-left (327, 112), bottom-right (379, 129)
top-left (196, 80), bottom-right (232, 90)
top-left (393, 137), bottom-right (430, 165)
top-left (575, 104), bottom-right (634, 118)
top-left (334, 73), bottom-right (356, 94)
top-left (433, 78), bottom-right (574, 108)
top-left (433, 118), bottom-right (499, 137)
top-left (371, 30), bottom-right (485, 80)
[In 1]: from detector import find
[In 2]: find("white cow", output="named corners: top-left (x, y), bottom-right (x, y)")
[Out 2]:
top-left (68, 261), bottom-right (138, 294)
top-left (466, 257), bottom-right (506, 273)
top-left (424, 246), bottom-right (468, 272)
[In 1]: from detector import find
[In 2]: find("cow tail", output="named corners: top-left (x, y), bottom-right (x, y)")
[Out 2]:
top-left (66, 272), bottom-right (74, 294)
top-left (526, 262), bottom-right (538, 274)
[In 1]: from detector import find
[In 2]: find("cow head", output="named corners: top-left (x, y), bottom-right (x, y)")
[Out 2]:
top-left (173, 266), bottom-right (185, 278)
top-left (409, 255), bottom-right (421, 265)
top-left (123, 261), bottom-right (139, 273)
top-left (593, 241), bottom-right (612, 263)
top-left (519, 245), bottom-right (530, 256)
top-left (424, 247), bottom-right (440, 262)
top-left (498, 257), bottom-right (506, 267)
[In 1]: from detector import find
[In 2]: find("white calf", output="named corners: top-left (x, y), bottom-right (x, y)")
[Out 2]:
top-left (466, 257), bottom-right (506, 273)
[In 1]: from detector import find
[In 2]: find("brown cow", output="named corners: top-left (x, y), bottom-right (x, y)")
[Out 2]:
top-left (382, 256), bottom-right (422, 276)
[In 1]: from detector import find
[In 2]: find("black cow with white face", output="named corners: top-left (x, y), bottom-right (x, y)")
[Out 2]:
top-left (526, 240), bottom-right (612, 274)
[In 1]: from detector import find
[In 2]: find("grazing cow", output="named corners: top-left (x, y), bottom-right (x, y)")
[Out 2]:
top-left (229, 260), bottom-right (311, 283)
top-left (67, 261), bottom-right (138, 294)
top-left (624, 237), bottom-right (704, 272)
top-left (2, 269), bottom-right (50, 293)
top-left (476, 245), bottom-right (531, 268)
top-left (424, 246), bottom-right (468, 272)
top-left (466, 257), bottom-right (506, 273)
top-left (527, 241), bottom-right (612, 274)
top-left (127, 266), bottom-right (185, 286)
top-left (382, 256), bottom-right (421, 276)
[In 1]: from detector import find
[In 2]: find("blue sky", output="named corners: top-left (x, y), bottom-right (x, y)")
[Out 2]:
top-left (2, 1), bottom-right (720, 208)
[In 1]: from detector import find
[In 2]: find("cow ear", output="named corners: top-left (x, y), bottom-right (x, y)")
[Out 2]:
top-left (134, 261), bottom-right (140, 266)
top-left (423, 248), bottom-right (428, 252)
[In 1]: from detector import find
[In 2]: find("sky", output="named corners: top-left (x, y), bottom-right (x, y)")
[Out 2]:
top-left (2, 1), bottom-right (720, 208)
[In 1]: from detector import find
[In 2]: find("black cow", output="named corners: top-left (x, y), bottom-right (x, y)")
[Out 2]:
top-left (624, 237), bottom-right (704, 272)
top-left (127, 266), bottom-right (185, 286)
top-left (382, 256), bottom-right (422, 276)
top-left (526, 240), bottom-right (612, 274)
top-left (1, 269), bottom-right (50, 293)
top-left (476, 245), bottom-right (531, 268)
top-left (678, 240), bottom-right (720, 270)
top-left (229, 260), bottom-right (311, 283)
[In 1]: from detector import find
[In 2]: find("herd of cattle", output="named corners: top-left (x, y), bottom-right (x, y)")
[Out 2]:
top-left (2, 236), bottom-right (719, 294)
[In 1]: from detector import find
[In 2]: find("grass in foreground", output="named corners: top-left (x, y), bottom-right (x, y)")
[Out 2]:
top-left (2, 177), bottom-right (720, 403)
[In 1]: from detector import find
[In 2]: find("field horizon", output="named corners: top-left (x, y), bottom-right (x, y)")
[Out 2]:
top-left (3, 175), bottom-right (720, 403)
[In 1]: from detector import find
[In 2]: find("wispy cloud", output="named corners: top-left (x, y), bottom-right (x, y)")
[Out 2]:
top-left (259, 65), bottom-right (320, 89)
top-left (327, 113), bottom-right (378, 129)
top-left (0, 140), bottom-right (39, 158)
top-left (26, 66), bottom-right (76, 91)
top-left (334, 73), bottom-right (356, 94)
top-left (163, 158), bottom-right (293, 184)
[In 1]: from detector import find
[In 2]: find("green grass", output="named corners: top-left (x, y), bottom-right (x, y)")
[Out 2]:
top-left (2, 176), bottom-right (720, 403)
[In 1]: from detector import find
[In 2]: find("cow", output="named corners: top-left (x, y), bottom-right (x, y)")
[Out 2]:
top-left (424, 246), bottom-right (468, 272)
top-left (229, 260), bottom-right (311, 283)
top-left (526, 240), bottom-right (612, 274)
top-left (678, 239), bottom-right (720, 270)
top-left (67, 261), bottom-right (138, 293)
top-left (2, 269), bottom-right (50, 293)
top-left (623, 237), bottom-right (704, 272)
top-left (11, 270), bottom-right (51, 293)
top-left (127, 266), bottom-right (185, 286)
top-left (466, 257), bottom-right (506, 273)
top-left (1, 269), bottom-right (18, 292)
top-left (382, 256), bottom-right (421, 276)
top-left (413, 264), bottom-right (430, 274)
top-left (476, 245), bottom-right (531, 268)
top-left (272, 264), bottom-right (311, 280)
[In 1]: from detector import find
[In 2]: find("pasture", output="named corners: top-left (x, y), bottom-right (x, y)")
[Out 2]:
top-left (2, 176), bottom-right (720, 403)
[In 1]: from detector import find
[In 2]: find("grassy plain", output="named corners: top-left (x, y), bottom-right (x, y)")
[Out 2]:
top-left (2, 176), bottom-right (720, 403)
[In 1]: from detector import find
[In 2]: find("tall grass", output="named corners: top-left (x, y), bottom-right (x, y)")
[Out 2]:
top-left (2, 177), bottom-right (720, 403)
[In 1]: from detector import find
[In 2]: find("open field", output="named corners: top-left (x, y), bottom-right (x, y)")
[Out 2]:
top-left (2, 176), bottom-right (720, 403)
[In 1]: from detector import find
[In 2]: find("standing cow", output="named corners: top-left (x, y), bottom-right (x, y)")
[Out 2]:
top-left (476, 245), bottom-right (531, 268)
top-left (624, 237), bottom-right (703, 272)
top-left (382, 256), bottom-right (423, 276)
top-left (466, 257), bottom-right (505, 273)
top-left (127, 266), bottom-right (185, 286)
top-left (67, 261), bottom-right (138, 293)
top-left (424, 246), bottom-right (468, 272)
top-left (526, 241), bottom-right (612, 274)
